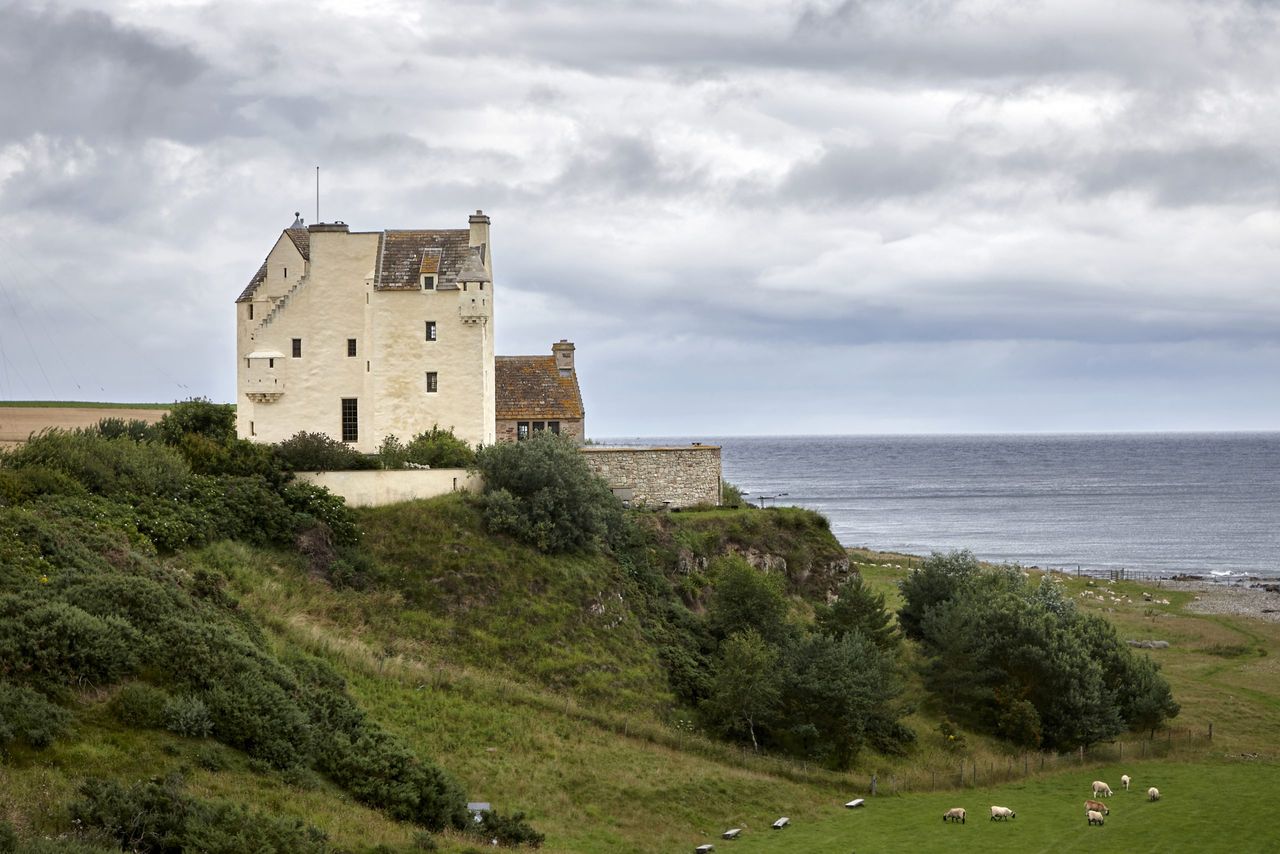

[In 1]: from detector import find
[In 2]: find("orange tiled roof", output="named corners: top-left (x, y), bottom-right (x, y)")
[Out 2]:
top-left (495, 356), bottom-right (584, 420)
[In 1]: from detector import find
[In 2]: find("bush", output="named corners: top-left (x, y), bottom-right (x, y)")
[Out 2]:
top-left (318, 731), bottom-right (468, 831)
top-left (70, 775), bottom-right (329, 854)
top-left (377, 435), bottom-right (410, 470)
top-left (95, 417), bottom-right (155, 442)
top-left (274, 432), bottom-right (376, 472)
top-left (404, 426), bottom-right (474, 469)
top-left (163, 695), bottom-right (214, 738)
top-left (153, 398), bottom-right (237, 447)
top-left (0, 465), bottom-right (87, 507)
top-left (473, 434), bottom-right (623, 553)
top-left (0, 680), bottom-right (71, 749)
top-left (0, 598), bottom-right (139, 691)
top-left (5, 431), bottom-right (190, 500)
top-left (111, 683), bottom-right (170, 729)
top-left (472, 809), bottom-right (544, 848)
top-left (720, 481), bottom-right (748, 508)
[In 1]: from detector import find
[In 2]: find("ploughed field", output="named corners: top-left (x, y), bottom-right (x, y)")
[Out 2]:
top-left (0, 403), bottom-right (167, 447)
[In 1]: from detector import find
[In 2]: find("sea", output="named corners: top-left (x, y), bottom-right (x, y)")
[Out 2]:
top-left (599, 433), bottom-right (1280, 579)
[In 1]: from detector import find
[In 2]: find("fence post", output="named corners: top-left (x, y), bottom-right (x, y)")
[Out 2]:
top-left (871, 774), bottom-right (877, 796)
top-left (1209, 722), bottom-right (1214, 741)
top-left (1079, 745), bottom-right (1085, 763)
top-left (972, 763), bottom-right (976, 786)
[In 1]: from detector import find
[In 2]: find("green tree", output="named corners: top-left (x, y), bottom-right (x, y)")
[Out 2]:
top-left (155, 398), bottom-right (237, 446)
top-left (702, 629), bottom-right (782, 752)
top-left (897, 550), bottom-right (981, 640)
top-left (404, 425), bottom-right (474, 468)
top-left (816, 574), bottom-right (897, 649)
top-left (705, 557), bottom-right (792, 646)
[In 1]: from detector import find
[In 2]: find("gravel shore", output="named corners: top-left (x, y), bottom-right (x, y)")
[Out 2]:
top-left (1159, 579), bottom-right (1280, 623)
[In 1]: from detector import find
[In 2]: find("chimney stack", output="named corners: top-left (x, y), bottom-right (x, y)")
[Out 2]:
top-left (552, 339), bottom-right (575, 376)
top-left (468, 209), bottom-right (491, 273)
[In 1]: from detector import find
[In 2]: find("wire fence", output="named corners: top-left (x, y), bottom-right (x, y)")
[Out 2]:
top-left (862, 725), bottom-right (1215, 796)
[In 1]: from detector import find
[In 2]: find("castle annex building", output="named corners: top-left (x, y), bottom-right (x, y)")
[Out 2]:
top-left (236, 211), bottom-right (584, 450)
top-left (236, 212), bottom-right (496, 452)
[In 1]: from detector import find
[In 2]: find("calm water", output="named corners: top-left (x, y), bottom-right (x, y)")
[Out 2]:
top-left (601, 433), bottom-right (1280, 578)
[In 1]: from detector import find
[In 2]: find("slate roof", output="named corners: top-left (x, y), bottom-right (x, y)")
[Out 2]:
top-left (495, 356), bottom-right (584, 420)
top-left (374, 230), bottom-right (473, 291)
top-left (236, 227), bottom-right (310, 303)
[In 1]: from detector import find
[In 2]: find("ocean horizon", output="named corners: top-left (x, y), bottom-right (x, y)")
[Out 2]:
top-left (599, 431), bottom-right (1280, 579)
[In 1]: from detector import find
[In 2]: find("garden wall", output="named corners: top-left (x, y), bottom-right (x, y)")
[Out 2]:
top-left (580, 444), bottom-right (721, 509)
top-left (296, 469), bottom-right (480, 507)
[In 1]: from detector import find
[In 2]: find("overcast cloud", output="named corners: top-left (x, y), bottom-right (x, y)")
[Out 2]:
top-left (0, 0), bottom-right (1277, 434)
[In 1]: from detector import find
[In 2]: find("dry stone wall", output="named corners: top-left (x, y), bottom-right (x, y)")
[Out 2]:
top-left (580, 445), bottom-right (721, 509)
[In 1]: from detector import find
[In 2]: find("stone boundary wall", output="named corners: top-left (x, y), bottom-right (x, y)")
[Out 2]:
top-left (295, 469), bottom-right (480, 507)
top-left (581, 445), bottom-right (721, 509)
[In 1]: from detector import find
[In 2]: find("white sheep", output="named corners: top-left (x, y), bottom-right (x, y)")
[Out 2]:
top-left (1087, 809), bottom-right (1105, 826)
top-left (942, 807), bottom-right (966, 824)
top-left (989, 805), bottom-right (1015, 821)
top-left (1121, 774), bottom-right (1130, 791)
top-left (1092, 780), bottom-right (1113, 797)
top-left (1085, 799), bottom-right (1109, 816)
top-left (1148, 787), bottom-right (1161, 801)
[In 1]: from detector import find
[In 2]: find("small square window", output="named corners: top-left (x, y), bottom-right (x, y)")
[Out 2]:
top-left (422, 274), bottom-right (436, 290)
top-left (292, 338), bottom-right (302, 358)
top-left (425, 321), bottom-right (437, 341)
top-left (549, 422), bottom-right (560, 435)
top-left (347, 338), bottom-right (357, 357)
top-left (517, 422), bottom-right (529, 441)
top-left (425, 371), bottom-right (438, 393)
top-left (532, 421), bottom-right (545, 433)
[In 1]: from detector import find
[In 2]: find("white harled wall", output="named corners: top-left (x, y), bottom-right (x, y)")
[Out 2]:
top-left (237, 216), bottom-right (495, 452)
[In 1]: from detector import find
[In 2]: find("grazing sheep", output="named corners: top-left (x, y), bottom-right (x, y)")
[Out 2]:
top-left (943, 808), bottom-right (966, 824)
top-left (1148, 787), bottom-right (1161, 802)
top-left (1121, 774), bottom-right (1131, 791)
top-left (989, 806), bottom-right (1015, 821)
top-left (1087, 809), bottom-right (1105, 826)
top-left (1085, 799), bottom-right (1109, 816)
top-left (1092, 780), bottom-right (1113, 797)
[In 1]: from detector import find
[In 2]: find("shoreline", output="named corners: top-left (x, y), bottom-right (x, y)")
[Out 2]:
top-left (848, 544), bottom-right (1280, 624)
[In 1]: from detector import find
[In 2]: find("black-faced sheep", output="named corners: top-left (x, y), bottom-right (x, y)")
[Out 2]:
top-left (1087, 809), bottom-right (1105, 826)
top-left (990, 806), bottom-right (1015, 821)
top-left (943, 807), bottom-right (966, 823)
top-left (1148, 787), bottom-right (1161, 802)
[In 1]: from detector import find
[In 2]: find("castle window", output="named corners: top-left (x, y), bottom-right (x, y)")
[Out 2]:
top-left (549, 422), bottom-right (560, 435)
top-left (517, 422), bottom-right (529, 441)
top-left (347, 338), bottom-right (357, 357)
top-left (292, 338), bottom-right (302, 358)
top-left (341, 398), bottom-right (358, 442)
top-left (425, 321), bottom-right (437, 341)
top-left (250, 421), bottom-right (255, 436)
top-left (422, 274), bottom-right (436, 290)
top-left (268, 358), bottom-right (275, 368)
top-left (425, 371), bottom-right (438, 394)
top-left (532, 421), bottom-right (545, 433)
top-left (284, 267), bottom-right (288, 278)
top-left (248, 304), bottom-right (254, 320)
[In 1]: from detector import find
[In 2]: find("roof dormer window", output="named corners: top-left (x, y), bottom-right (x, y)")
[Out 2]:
top-left (422, 274), bottom-right (436, 290)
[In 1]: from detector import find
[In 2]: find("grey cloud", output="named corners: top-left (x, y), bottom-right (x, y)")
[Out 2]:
top-left (0, 3), bottom-right (325, 145)
top-left (778, 142), bottom-right (961, 203)
top-left (1078, 145), bottom-right (1280, 207)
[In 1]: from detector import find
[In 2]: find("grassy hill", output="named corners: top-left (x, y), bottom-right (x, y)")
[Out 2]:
top-left (3, 447), bottom-right (1279, 854)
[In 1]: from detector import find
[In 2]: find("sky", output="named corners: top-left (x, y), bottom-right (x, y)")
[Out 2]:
top-left (0, 0), bottom-right (1277, 435)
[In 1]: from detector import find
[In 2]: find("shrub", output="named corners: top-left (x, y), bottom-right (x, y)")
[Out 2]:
top-left (274, 432), bottom-right (375, 472)
top-left (318, 731), bottom-right (468, 831)
top-left (472, 809), bottom-right (545, 848)
top-left (0, 465), bottom-right (87, 507)
top-left (473, 433), bottom-right (623, 553)
top-left (111, 683), bottom-right (170, 729)
top-left (70, 775), bottom-right (329, 854)
top-left (0, 680), bottom-right (71, 749)
top-left (153, 398), bottom-right (237, 447)
top-left (6, 430), bottom-right (190, 500)
top-left (95, 417), bottom-right (155, 442)
top-left (404, 426), bottom-right (474, 469)
top-left (163, 695), bottom-right (214, 738)
top-left (281, 482), bottom-right (359, 546)
top-left (377, 435), bottom-right (410, 470)
top-left (0, 599), bottom-right (140, 690)
top-left (196, 745), bottom-right (228, 771)
top-left (720, 480), bottom-right (748, 508)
